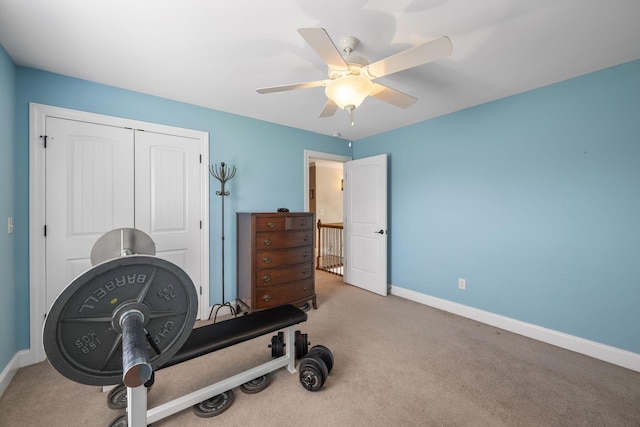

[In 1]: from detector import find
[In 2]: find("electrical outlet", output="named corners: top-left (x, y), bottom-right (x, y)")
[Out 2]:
top-left (458, 278), bottom-right (466, 290)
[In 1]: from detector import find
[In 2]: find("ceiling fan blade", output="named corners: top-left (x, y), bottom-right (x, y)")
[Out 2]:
top-left (363, 36), bottom-right (453, 79)
top-left (319, 99), bottom-right (338, 117)
top-left (298, 28), bottom-right (349, 71)
top-left (370, 83), bottom-right (417, 108)
top-left (256, 79), bottom-right (329, 94)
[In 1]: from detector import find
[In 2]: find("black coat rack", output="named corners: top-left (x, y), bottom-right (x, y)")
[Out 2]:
top-left (208, 162), bottom-right (237, 321)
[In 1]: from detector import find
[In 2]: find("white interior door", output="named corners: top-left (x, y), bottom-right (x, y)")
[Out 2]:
top-left (45, 117), bottom-right (135, 310)
top-left (343, 154), bottom-right (388, 296)
top-left (134, 130), bottom-right (202, 294)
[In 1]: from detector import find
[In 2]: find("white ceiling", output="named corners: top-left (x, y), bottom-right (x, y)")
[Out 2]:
top-left (1, 0), bottom-right (639, 140)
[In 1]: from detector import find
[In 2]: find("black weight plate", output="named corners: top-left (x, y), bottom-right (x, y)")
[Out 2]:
top-left (295, 331), bottom-right (309, 360)
top-left (107, 384), bottom-right (127, 410)
top-left (193, 389), bottom-right (235, 418)
top-left (270, 335), bottom-right (277, 357)
top-left (43, 255), bottom-right (198, 386)
top-left (307, 345), bottom-right (334, 374)
top-left (299, 356), bottom-right (328, 392)
top-left (277, 331), bottom-right (285, 355)
top-left (107, 414), bottom-right (127, 427)
top-left (240, 373), bottom-right (272, 394)
top-left (270, 332), bottom-right (285, 358)
top-left (106, 378), bottom-right (153, 410)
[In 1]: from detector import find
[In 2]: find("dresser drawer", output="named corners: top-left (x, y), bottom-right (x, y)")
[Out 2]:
top-left (256, 246), bottom-right (312, 268)
top-left (288, 215), bottom-right (313, 230)
top-left (255, 215), bottom-right (313, 231)
top-left (255, 217), bottom-right (286, 231)
top-left (255, 279), bottom-right (314, 309)
top-left (256, 231), bottom-right (312, 249)
top-left (256, 262), bottom-right (313, 286)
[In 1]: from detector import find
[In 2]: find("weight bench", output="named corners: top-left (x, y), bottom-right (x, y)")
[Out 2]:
top-left (42, 230), bottom-right (309, 426)
top-left (128, 304), bottom-right (307, 425)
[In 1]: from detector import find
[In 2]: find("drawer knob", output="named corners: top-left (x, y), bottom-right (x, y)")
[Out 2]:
top-left (267, 222), bottom-right (275, 228)
top-left (263, 275), bottom-right (271, 283)
top-left (263, 239), bottom-right (272, 246)
top-left (303, 268), bottom-right (309, 275)
top-left (300, 220), bottom-right (307, 226)
top-left (303, 286), bottom-right (309, 292)
top-left (262, 256), bottom-right (271, 264)
top-left (303, 235), bottom-right (309, 241)
top-left (303, 251), bottom-right (309, 258)
top-left (262, 294), bottom-right (271, 302)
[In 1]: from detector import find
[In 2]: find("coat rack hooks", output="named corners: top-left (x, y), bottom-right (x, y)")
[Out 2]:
top-left (208, 162), bottom-right (237, 321)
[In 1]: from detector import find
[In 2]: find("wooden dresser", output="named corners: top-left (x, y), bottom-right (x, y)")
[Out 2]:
top-left (236, 212), bottom-right (316, 312)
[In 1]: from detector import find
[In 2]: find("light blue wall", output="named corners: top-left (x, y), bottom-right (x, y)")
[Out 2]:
top-left (355, 59), bottom-right (640, 353)
top-left (0, 45), bottom-right (16, 370)
top-left (4, 55), bottom-right (640, 377)
top-left (13, 67), bottom-right (351, 351)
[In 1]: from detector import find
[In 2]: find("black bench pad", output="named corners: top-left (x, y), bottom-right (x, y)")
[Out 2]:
top-left (160, 304), bottom-right (307, 370)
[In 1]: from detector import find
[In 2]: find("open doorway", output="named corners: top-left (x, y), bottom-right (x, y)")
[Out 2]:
top-left (304, 150), bottom-right (351, 276)
top-left (310, 159), bottom-right (343, 223)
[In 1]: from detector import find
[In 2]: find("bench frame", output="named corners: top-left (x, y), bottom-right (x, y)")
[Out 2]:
top-left (125, 311), bottom-right (302, 425)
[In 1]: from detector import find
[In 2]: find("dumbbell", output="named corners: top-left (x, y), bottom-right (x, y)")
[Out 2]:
top-left (298, 345), bottom-right (334, 392)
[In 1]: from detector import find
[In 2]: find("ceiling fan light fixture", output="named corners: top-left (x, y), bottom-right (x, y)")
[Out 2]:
top-left (325, 75), bottom-right (373, 110)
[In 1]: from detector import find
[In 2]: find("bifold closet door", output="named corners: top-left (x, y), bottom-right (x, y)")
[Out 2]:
top-left (44, 117), bottom-right (135, 311)
top-left (44, 119), bottom-right (203, 317)
top-left (133, 130), bottom-right (202, 292)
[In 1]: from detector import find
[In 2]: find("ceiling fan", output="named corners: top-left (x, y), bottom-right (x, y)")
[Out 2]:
top-left (256, 28), bottom-right (453, 120)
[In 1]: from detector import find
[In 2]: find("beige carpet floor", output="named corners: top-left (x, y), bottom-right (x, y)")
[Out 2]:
top-left (1, 271), bottom-right (640, 426)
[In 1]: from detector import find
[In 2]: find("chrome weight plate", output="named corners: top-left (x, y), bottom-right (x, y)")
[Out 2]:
top-left (43, 255), bottom-right (197, 386)
top-left (90, 228), bottom-right (156, 266)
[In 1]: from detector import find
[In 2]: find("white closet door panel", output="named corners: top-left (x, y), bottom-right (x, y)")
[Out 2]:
top-left (148, 146), bottom-right (187, 231)
top-left (45, 117), bottom-right (134, 311)
top-left (134, 131), bottom-right (202, 291)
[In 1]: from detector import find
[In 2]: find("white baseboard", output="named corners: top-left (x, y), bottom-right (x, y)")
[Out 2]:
top-left (391, 285), bottom-right (640, 372)
top-left (0, 350), bottom-right (30, 398)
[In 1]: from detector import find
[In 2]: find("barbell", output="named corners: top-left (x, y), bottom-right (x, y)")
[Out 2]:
top-left (43, 228), bottom-right (198, 388)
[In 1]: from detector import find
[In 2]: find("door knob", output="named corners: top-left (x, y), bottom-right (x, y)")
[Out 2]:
top-left (374, 230), bottom-right (385, 234)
